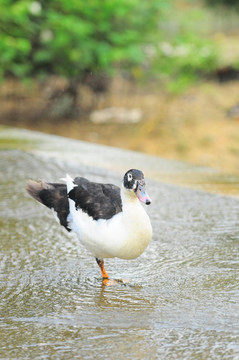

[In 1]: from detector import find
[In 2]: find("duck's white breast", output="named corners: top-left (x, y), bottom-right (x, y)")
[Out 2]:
top-left (67, 198), bottom-right (152, 260)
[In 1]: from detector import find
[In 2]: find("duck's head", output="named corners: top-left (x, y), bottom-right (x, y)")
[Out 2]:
top-left (123, 169), bottom-right (151, 205)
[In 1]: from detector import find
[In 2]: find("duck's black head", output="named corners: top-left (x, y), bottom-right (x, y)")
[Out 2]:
top-left (123, 169), bottom-right (151, 205)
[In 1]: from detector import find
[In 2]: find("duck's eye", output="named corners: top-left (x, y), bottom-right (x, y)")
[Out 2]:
top-left (127, 173), bottom-right (133, 181)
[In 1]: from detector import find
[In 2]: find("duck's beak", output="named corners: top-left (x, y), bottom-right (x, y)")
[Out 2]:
top-left (135, 182), bottom-right (152, 205)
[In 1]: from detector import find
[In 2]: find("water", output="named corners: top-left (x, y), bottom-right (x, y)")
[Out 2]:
top-left (0, 127), bottom-right (239, 359)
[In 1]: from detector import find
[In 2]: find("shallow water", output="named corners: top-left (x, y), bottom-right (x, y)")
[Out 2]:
top-left (0, 127), bottom-right (239, 359)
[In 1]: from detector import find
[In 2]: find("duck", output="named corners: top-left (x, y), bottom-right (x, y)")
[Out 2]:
top-left (26, 169), bottom-right (152, 282)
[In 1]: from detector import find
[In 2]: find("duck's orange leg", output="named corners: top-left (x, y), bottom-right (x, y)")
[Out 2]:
top-left (95, 258), bottom-right (129, 286)
top-left (96, 258), bottom-right (109, 279)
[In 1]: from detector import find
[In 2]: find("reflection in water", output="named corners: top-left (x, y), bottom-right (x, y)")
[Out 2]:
top-left (0, 129), bottom-right (239, 359)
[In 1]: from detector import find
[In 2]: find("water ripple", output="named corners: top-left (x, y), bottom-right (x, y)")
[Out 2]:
top-left (1, 139), bottom-right (239, 359)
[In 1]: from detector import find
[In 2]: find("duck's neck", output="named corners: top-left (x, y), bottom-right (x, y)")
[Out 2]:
top-left (120, 184), bottom-right (139, 208)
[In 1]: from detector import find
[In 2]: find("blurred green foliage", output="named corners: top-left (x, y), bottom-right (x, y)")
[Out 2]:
top-left (0, 0), bottom-right (165, 80)
top-left (0, 0), bottom-right (219, 92)
top-left (153, 33), bottom-right (218, 93)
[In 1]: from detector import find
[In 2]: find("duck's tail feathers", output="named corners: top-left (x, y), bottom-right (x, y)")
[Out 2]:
top-left (26, 179), bottom-right (70, 231)
top-left (26, 180), bottom-right (49, 204)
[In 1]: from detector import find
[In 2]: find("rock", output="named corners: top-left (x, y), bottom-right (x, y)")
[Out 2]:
top-left (89, 107), bottom-right (142, 124)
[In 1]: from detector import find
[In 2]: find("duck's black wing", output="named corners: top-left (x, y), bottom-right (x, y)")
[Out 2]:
top-left (68, 177), bottom-right (122, 221)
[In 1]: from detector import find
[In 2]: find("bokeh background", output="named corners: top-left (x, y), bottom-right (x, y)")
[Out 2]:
top-left (1, 0), bottom-right (239, 174)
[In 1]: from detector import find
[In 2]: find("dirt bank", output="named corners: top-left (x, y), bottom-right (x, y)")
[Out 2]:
top-left (1, 76), bottom-right (239, 175)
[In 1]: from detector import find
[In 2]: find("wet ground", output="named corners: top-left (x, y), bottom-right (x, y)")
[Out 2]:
top-left (0, 127), bottom-right (239, 359)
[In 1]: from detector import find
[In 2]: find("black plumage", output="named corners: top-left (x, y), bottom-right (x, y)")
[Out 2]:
top-left (26, 176), bottom-right (122, 231)
top-left (123, 169), bottom-right (144, 189)
top-left (68, 177), bottom-right (122, 221)
top-left (26, 180), bottom-right (70, 231)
